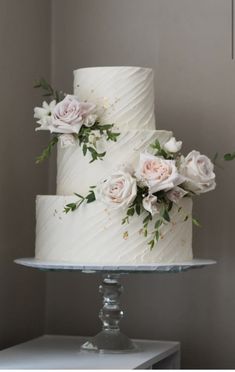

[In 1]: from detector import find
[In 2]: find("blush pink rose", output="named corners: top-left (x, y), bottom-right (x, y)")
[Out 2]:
top-left (51, 95), bottom-right (96, 134)
top-left (135, 153), bottom-right (184, 194)
top-left (96, 171), bottom-right (137, 210)
top-left (179, 151), bottom-right (216, 194)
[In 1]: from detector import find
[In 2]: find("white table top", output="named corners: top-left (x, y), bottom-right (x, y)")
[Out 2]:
top-left (0, 335), bottom-right (180, 369)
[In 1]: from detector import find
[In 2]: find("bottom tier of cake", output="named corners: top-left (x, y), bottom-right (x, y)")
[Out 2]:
top-left (35, 195), bottom-right (193, 264)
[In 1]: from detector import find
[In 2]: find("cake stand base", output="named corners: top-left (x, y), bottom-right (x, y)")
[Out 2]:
top-left (81, 331), bottom-right (136, 353)
top-left (80, 274), bottom-right (136, 353)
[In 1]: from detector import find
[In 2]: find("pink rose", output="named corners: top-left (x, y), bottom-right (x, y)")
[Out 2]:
top-left (135, 153), bottom-right (184, 193)
top-left (51, 95), bottom-right (96, 134)
top-left (96, 171), bottom-right (137, 210)
top-left (179, 151), bottom-right (216, 194)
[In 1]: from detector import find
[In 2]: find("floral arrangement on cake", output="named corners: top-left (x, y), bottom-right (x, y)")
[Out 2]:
top-left (33, 78), bottom-right (120, 163)
top-left (65, 136), bottom-right (216, 249)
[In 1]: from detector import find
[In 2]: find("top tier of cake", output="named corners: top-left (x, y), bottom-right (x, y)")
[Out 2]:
top-left (56, 66), bottom-right (163, 195)
top-left (73, 66), bottom-right (155, 131)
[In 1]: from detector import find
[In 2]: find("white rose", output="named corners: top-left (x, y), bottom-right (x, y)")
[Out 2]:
top-left (143, 194), bottom-right (159, 216)
top-left (96, 171), bottom-right (137, 209)
top-left (83, 114), bottom-right (98, 127)
top-left (167, 186), bottom-right (188, 204)
top-left (34, 100), bottom-right (56, 131)
top-left (135, 153), bottom-right (184, 194)
top-left (180, 150), bottom-right (216, 194)
top-left (59, 134), bottom-right (76, 148)
top-left (163, 137), bottom-right (182, 153)
top-left (51, 95), bottom-right (96, 134)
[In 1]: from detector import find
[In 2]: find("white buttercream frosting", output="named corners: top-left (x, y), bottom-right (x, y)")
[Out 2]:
top-left (57, 129), bottom-right (172, 195)
top-left (35, 196), bottom-right (193, 264)
top-left (74, 66), bottom-right (155, 131)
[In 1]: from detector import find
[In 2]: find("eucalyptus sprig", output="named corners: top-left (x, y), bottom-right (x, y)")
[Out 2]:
top-left (36, 135), bottom-right (58, 164)
top-left (147, 202), bottom-right (171, 250)
top-left (121, 185), bottom-right (173, 250)
top-left (64, 187), bottom-right (96, 214)
top-left (121, 186), bottom-right (147, 225)
top-left (34, 78), bottom-right (63, 103)
top-left (76, 122), bottom-right (120, 163)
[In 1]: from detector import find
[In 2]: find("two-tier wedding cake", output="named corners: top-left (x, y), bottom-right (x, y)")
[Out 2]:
top-left (34, 66), bottom-right (216, 264)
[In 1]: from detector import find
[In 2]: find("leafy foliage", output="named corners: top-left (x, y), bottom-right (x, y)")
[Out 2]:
top-left (34, 78), bottom-right (120, 164)
top-left (64, 188), bottom-right (96, 214)
top-left (121, 185), bottom-right (174, 250)
top-left (224, 152), bottom-right (235, 161)
top-left (150, 139), bottom-right (174, 159)
top-left (192, 217), bottom-right (201, 227)
top-left (34, 78), bottom-right (63, 103)
top-left (36, 136), bottom-right (58, 164)
top-left (76, 122), bottom-right (120, 163)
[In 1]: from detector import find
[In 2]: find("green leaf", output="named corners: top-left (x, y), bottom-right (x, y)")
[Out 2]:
top-left (192, 217), bottom-right (201, 227)
top-left (148, 240), bottom-right (155, 250)
top-left (82, 144), bottom-right (87, 156)
top-left (97, 151), bottom-right (106, 159)
top-left (122, 216), bottom-right (129, 225)
top-left (97, 124), bottom-right (114, 130)
top-left (65, 203), bottom-right (77, 211)
top-left (155, 219), bottom-right (163, 229)
top-left (86, 190), bottom-right (96, 203)
top-left (143, 214), bottom-right (152, 224)
top-left (150, 139), bottom-right (161, 151)
top-left (127, 207), bottom-right (135, 216)
top-left (155, 230), bottom-right (160, 241)
top-left (163, 209), bottom-right (170, 222)
top-left (74, 193), bottom-right (84, 199)
top-left (135, 204), bottom-right (141, 215)
top-left (224, 152), bottom-right (235, 161)
top-left (106, 131), bottom-right (121, 142)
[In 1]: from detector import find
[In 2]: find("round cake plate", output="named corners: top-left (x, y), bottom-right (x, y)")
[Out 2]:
top-left (14, 257), bottom-right (216, 273)
top-left (14, 257), bottom-right (216, 353)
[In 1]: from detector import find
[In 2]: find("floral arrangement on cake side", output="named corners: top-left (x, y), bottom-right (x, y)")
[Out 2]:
top-left (65, 135), bottom-right (216, 250)
top-left (33, 78), bottom-right (120, 163)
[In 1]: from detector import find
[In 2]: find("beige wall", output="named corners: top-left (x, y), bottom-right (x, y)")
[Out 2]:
top-left (45, 0), bottom-right (235, 369)
top-left (0, 0), bottom-right (51, 349)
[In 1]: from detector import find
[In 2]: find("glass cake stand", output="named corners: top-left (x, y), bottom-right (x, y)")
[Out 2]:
top-left (15, 257), bottom-right (216, 353)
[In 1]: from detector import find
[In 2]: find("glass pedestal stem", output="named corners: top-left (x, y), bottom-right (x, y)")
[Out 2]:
top-left (81, 274), bottom-right (136, 353)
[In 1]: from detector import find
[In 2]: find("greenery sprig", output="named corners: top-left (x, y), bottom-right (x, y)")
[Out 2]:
top-left (150, 139), bottom-right (174, 159)
top-left (35, 135), bottom-right (58, 164)
top-left (121, 186), bottom-right (174, 250)
top-left (34, 78), bottom-right (63, 103)
top-left (144, 202), bottom-right (171, 250)
top-left (64, 187), bottom-right (96, 214)
top-left (76, 122), bottom-right (120, 163)
top-left (34, 78), bottom-right (120, 164)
